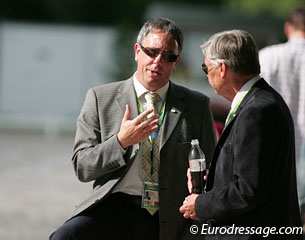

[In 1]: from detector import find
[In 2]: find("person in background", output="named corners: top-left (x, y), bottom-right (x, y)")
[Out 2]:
top-left (180, 29), bottom-right (302, 239)
top-left (259, 7), bottom-right (305, 234)
top-left (50, 17), bottom-right (216, 240)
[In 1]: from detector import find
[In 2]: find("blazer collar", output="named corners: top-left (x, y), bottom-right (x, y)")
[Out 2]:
top-left (116, 78), bottom-right (139, 120)
top-left (160, 81), bottom-right (186, 149)
top-left (220, 78), bottom-right (265, 137)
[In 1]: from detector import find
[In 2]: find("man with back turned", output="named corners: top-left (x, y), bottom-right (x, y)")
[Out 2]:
top-left (259, 8), bottom-right (305, 234)
top-left (180, 29), bottom-right (302, 239)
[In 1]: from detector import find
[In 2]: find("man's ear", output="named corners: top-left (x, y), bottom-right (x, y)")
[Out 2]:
top-left (219, 61), bottom-right (227, 79)
top-left (284, 22), bottom-right (292, 40)
top-left (134, 43), bottom-right (141, 62)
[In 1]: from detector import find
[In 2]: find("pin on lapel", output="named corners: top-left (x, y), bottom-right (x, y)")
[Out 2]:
top-left (171, 108), bottom-right (178, 113)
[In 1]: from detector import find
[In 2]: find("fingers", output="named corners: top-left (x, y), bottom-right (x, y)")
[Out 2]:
top-left (137, 108), bottom-right (159, 135)
top-left (204, 169), bottom-right (209, 181)
top-left (123, 104), bottom-right (159, 131)
top-left (179, 200), bottom-right (197, 220)
top-left (122, 104), bottom-right (131, 122)
top-left (187, 168), bottom-right (193, 194)
top-left (187, 167), bottom-right (208, 193)
top-left (180, 194), bottom-right (199, 220)
top-left (140, 116), bottom-right (159, 135)
top-left (118, 106), bottom-right (160, 148)
top-left (122, 105), bottom-right (157, 126)
top-left (135, 108), bottom-right (157, 123)
top-left (179, 202), bottom-right (188, 214)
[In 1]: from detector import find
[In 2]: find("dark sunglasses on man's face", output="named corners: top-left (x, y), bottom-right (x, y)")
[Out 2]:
top-left (140, 44), bottom-right (179, 63)
top-left (201, 64), bottom-right (208, 75)
top-left (201, 63), bottom-right (216, 75)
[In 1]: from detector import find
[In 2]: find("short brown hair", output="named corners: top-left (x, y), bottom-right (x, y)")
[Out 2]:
top-left (286, 7), bottom-right (305, 32)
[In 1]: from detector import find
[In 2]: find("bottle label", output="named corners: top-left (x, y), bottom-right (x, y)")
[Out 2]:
top-left (189, 159), bottom-right (206, 172)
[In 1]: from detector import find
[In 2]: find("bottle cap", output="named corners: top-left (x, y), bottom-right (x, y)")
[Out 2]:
top-left (191, 139), bottom-right (199, 145)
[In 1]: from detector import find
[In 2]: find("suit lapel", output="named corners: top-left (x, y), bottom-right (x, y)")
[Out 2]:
top-left (160, 82), bottom-right (186, 149)
top-left (221, 78), bottom-right (264, 135)
top-left (116, 78), bottom-right (140, 159)
top-left (116, 78), bottom-right (138, 119)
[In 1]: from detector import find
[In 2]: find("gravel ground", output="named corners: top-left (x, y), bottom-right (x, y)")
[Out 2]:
top-left (2, 132), bottom-right (304, 239)
top-left (0, 132), bottom-right (91, 240)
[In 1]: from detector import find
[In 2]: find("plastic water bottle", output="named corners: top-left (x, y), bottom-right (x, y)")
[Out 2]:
top-left (188, 139), bottom-right (206, 194)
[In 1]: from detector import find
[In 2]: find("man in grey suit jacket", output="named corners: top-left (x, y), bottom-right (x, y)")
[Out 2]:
top-left (50, 18), bottom-right (216, 240)
top-left (180, 30), bottom-right (303, 239)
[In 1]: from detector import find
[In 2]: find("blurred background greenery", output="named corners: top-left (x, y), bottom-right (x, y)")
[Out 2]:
top-left (1, 0), bottom-right (303, 25)
top-left (0, 0), bottom-right (304, 124)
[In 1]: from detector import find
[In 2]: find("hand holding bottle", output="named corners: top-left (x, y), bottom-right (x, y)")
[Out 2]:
top-left (187, 167), bottom-right (208, 194)
top-left (188, 139), bottom-right (207, 194)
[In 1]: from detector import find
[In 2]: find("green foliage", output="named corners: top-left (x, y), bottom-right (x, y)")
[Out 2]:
top-left (2, 0), bottom-right (303, 24)
top-left (2, 0), bottom-right (303, 83)
top-left (0, 0), bottom-right (147, 26)
top-left (223, 0), bottom-right (305, 18)
top-left (110, 26), bottom-right (138, 81)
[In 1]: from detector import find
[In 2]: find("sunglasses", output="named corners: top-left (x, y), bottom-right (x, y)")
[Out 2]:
top-left (201, 63), bottom-right (216, 75)
top-left (140, 44), bottom-right (179, 63)
top-left (201, 64), bottom-right (209, 75)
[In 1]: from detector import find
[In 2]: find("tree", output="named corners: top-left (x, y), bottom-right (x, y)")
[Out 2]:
top-left (223, 0), bottom-right (304, 18)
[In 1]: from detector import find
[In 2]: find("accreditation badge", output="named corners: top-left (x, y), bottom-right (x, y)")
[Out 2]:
top-left (142, 182), bottom-right (159, 210)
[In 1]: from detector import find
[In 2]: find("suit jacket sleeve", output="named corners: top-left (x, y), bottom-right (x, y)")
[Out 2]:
top-left (71, 87), bottom-right (128, 182)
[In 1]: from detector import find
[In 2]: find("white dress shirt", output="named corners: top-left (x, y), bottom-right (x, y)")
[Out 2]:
top-left (113, 74), bottom-right (169, 196)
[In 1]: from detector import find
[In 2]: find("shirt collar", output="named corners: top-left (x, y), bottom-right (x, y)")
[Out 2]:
top-left (132, 72), bottom-right (169, 101)
top-left (230, 75), bottom-right (261, 111)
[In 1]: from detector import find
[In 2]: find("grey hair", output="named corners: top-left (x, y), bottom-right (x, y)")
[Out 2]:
top-left (137, 18), bottom-right (183, 53)
top-left (201, 29), bottom-right (260, 75)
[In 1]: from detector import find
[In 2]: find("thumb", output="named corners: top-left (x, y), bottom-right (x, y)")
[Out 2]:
top-left (187, 168), bottom-right (193, 194)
